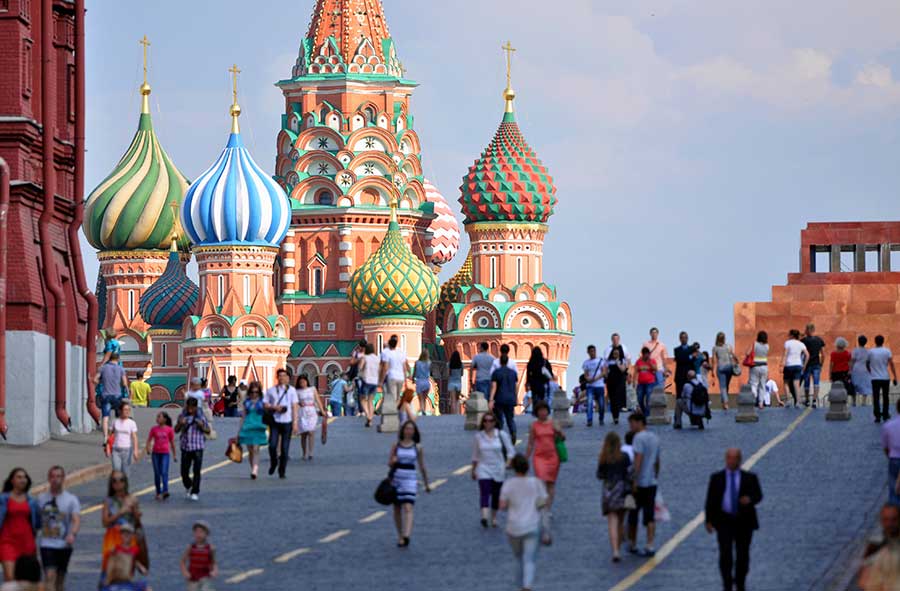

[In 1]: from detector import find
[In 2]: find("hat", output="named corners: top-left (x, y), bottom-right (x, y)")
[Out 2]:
top-left (192, 520), bottom-right (210, 534)
top-left (119, 522), bottom-right (135, 533)
top-left (190, 377), bottom-right (202, 385)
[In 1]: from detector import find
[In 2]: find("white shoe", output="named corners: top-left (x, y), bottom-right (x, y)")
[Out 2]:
top-left (189, 494), bottom-right (199, 502)
top-left (185, 491), bottom-right (192, 500)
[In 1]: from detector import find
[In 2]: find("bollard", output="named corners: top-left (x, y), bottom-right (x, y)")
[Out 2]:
top-left (647, 386), bottom-right (671, 425)
top-left (826, 381), bottom-right (851, 421)
top-left (735, 384), bottom-right (759, 423)
top-left (552, 390), bottom-right (573, 429)
top-left (464, 389), bottom-right (489, 431)
top-left (378, 385), bottom-right (400, 433)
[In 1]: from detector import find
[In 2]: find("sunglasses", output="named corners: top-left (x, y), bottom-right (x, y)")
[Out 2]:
top-left (483, 417), bottom-right (496, 422)
top-left (112, 478), bottom-right (125, 483)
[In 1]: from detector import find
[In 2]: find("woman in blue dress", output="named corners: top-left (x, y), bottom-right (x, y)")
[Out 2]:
top-left (389, 421), bottom-right (430, 547)
top-left (237, 382), bottom-right (267, 480)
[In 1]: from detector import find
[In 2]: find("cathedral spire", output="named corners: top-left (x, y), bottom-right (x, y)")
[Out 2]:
top-left (502, 40), bottom-right (516, 118)
top-left (139, 35), bottom-right (151, 114)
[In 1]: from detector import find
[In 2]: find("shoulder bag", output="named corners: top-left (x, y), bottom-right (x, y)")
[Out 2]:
top-left (225, 438), bottom-right (243, 463)
top-left (374, 467), bottom-right (397, 506)
top-left (731, 348), bottom-right (742, 376)
top-left (555, 434), bottom-right (568, 463)
top-left (263, 389), bottom-right (288, 428)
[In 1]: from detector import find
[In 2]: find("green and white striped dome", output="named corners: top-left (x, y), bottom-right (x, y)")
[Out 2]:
top-left (84, 91), bottom-right (189, 252)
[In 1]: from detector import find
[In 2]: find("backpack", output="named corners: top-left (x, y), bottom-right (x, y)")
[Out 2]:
top-left (691, 382), bottom-right (709, 408)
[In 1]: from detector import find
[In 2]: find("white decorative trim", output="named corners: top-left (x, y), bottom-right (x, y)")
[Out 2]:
top-left (339, 272), bottom-right (350, 281)
top-left (282, 242), bottom-right (296, 252)
top-left (338, 257), bottom-right (352, 266)
top-left (283, 259), bottom-right (296, 268)
top-left (283, 274), bottom-right (296, 283)
top-left (504, 305), bottom-right (551, 329)
top-left (339, 241), bottom-right (352, 251)
top-left (462, 305), bottom-right (501, 330)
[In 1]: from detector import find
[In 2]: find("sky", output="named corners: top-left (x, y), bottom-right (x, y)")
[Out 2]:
top-left (82, 0), bottom-right (900, 360)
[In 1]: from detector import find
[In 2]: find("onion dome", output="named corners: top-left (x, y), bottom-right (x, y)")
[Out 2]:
top-left (138, 241), bottom-right (200, 329)
top-left (180, 76), bottom-right (290, 248)
top-left (348, 204), bottom-right (440, 318)
top-left (459, 85), bottom-right (556, 225)
top-left (423, 179), bottom-right (460, 267)
top-left (84, 80), bottom-right (189, 251)
top-left (436, 252), bottom-right (472, 328)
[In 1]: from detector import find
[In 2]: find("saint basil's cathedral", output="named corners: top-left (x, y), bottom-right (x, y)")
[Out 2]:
top-left (84, 0), bottom-right (574, 408)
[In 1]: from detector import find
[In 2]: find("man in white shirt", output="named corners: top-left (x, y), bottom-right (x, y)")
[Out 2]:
top-left (378, 335), bottom-right (409, 433)
top-left (581, 345), bottom-right (606, 427)
top-left (868, 335), bottom-right (899, 423)
top-left (264, 368), bottom-right (299, 478)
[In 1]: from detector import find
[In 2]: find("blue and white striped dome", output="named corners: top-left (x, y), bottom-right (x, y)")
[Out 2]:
top-left (181, 132), bottom-right (290, 247)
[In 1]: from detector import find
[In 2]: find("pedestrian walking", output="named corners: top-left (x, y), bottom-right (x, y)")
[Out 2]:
top-left (447, 351), bottom-right (464, 415)
top-left (175, 398), bottom-right (210, 500)
top-left (881, 399), bottom-right (900, 506)
top-left (296, 374), bottom-right (326, 461)
top-left (221, 376), bottom-right (240, 418)
top-left (605, 348), bottom-right (628, 422)
top-left (0, 469), bottom-right (40, 582)
top-left (634, 347), bottom-right (657, 417)
top-left (869, 335), bottom-right (898, 423)
top-left (237, 382), bottom-right (267, 479)
top-left (347, 339), bottom-right (366, 411)
top-left (781, 329), bottom-right (807, 408)
top-left (597, 432), bottom-right (632, 563)
top-left (413, 351), bottom-right (432, 416)
top-left (328, 373), bottom-right (351, 417)
top-left (379, 335), bottom-right (410, 427)
top-left (358, 343), bottom-right (380, 427)
top-left (95, 352), bottom-right (129, 450)
top-left (471, 413), bottom-right (513, 528)
top-left (673, 332), bottom-right (692, 397)
top-left (265, 369), bottom-right (299, 478)
top-left (628, 413), bottom-right (660, 557)
top-left (643, 327), bottom-right (670, 389)
top-left (180, 521), bottom-right (217, 591)
top-left (603, 333), bottom-right (632, 368)
top-left (746, 331), bottom-right (769, 408)
top-left (36, 466), bottom-right (80, 591)
top-left (389, 421), bottom-right (430, 547)
top-left (110, 402), bottom-right (140, 478)
top-left (852, 335), bottom-right (873, 407)
top-left (489, 352), bottom-right (520, 444)
top-left (499, 454), bottom-right (548, 591)
top-left (471, 342), bottom-right (496, 399)
top-left (129, 371), bottom-right (150, 408)
top-left (526, 347), bottom-right (552, 414)
top-left (526, 401), bottom-right (564, 545)
top-left (100, 471), bottom-right (145, 576)
top-left (101, 553), bottom-right (150, 591)
top-left (711, 332), bottom-right (738, 410)
top-left (801, 323), bottom-right (826, 407)
top-left (581, 345), bottom-right (606, 427)
top-left (145, 412), bottom-right (176, 500)
top-left (678, 371), bottom-right (709, 429)
top-left (705, 448), bottom-right (763, 591)
top-left (830, 337), bottom-right (854, 402)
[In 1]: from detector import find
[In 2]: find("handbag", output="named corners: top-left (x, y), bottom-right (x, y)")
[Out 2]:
top-left (624, 493), bottom-right (637, 511)
top-left (555, 435), bottom-right (568, 463)
top-left (742, 351), bottom-right (755, 368)
top-left (263, 389), bottom-right (288, 428)
top-left (374, 468), bottom-right (397, 506)
top-left (226, 438), bottom-right (243, 463)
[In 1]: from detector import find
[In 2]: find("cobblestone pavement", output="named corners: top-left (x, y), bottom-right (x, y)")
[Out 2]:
top-left (61, 407), bottom-right (884, 590)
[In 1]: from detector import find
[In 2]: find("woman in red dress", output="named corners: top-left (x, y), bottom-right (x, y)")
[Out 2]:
top-left (0, 468), bottom-right (40, 581)
top-left (526, 401), bottom-right (565, 545)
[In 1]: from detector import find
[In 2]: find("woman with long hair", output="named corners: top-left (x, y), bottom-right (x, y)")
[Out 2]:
top-left (526, 347), bottom-right (552, 414)
top-left (110, 402), bottom-right (140, 478)
top-left (358, 343), bottom-right (380, 427)
top-left (747, 331), bottom-right (769, 408)
top-left (781, 329), bottom-right (807, 409)
top-left (447, 351), bottom-right (464, 415)
top-left (389, 420), bottom-right (430, 547)
top-left (413, 350), bottom-right (432, 416)
top-left (100, 471), bottom-right (146, 577)
top-left (526, 401), bottom-right (564, 545)
top-left (597, 432), bottom-right (632, 562)
top-left (471, 412), bottom-right (513, 528)
top-left (237, 381), bottom-right (268, 479)
top-left (0, 468), bottom-right (40, 581)
top-left (710, 332), bottom-right (737, 410)
top-left (295, 374), bottom-right (326, 462)
top-left (145, 411), bottom-right (176, 500)
top-left (605, 349), bottom-right (628, 422)
top-left (852, 335), bottom-right (872, 406)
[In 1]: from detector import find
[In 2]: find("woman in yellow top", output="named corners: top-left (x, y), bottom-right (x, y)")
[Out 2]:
top-left (128, 371), bottom-right (151, 407)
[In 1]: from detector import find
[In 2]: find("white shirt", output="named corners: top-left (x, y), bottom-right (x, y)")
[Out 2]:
top-left (472, 429), bottom-right (513, 482)
top-left (582, 357), bottom-right (606, 387)
top-left (869, 347), bottom-right (893, 380)
top-left (500, 476), bottom-right (548, 537)
top-left (603, 344), bottom-right (631, 365)
top-left (361, 353), bottom-right (380, 385)
top-left (621, 444), bottom-right (635, 463)
top-left (380, 347), bottom-right (407, 381)
top-left (265, 384), bottom-right (298, 423)
top-left (112, 418), bottom-right (137, 449)
top-left (187, 389), bottom-right (206, 404)
top-left (765, 379), bottom-right (778, 394)
top-left (783, 339), bottom-right (807, 367)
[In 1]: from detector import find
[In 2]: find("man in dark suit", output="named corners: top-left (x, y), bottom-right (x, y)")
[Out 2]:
top-left (705, 448), bottom-right (763, 591)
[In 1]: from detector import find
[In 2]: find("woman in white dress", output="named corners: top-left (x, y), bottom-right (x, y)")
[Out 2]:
top-left (294, 374), bottom-right (326, 461)
top-left (851, 335), bottom-right (872, 406)
top-left (471, 413), bottom-right (513, 528)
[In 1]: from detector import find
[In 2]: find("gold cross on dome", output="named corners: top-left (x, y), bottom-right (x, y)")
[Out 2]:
top-left (140, 35), bottom-right (151, 85)
top-left (228, 64), bottom-right (241, 106)
top-left (169, 200), bottom-right (181, 246)
top-left (502, 40), bottom-right (516, 88)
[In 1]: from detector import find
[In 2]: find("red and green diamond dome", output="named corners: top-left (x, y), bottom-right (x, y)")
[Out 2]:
top-left (459, 109), bottom-right (557, 224)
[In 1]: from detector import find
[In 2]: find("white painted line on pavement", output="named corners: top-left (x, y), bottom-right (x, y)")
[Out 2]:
top-left (359, 511), bottom-right (386, 524)
top-left (226, 568), bottom-right (265, 584)
top-left (608, 407), bottom-right (813, 591)
top-left (274, 547), bottom-right (311, 563)
top-left (429, 478), bottom-right (448, 490)
top-left (452, 465), bottom-right (471, 476)
top-left (319, 529), bottom-right (351, 543)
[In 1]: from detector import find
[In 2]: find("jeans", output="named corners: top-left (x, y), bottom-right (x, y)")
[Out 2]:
top-left (749, 365), bottom-right (768, 405)
top-left (493, 403), bottom-right (517, 444)
top-left (474, 380), bottom-right (492, 398)
top-left (674, 397), bottom-right (689, 428)
top-left (224, 406), bottom-right (238, 418)
top-left (268, 422), bottom-right (292, 476)
top-left (890, 458), bottom-right (900, 506)
top-left (636, 384), bottom-right (654, 416)
top-left (717, 366), bottom-right (733, 405)
top-left (585, 386), bottom-right (605, 424)
top-left (151, 452), bottom-right (170, 495)
top-left (655, 370), bottom-right (665, 388)
top-left (111, 447), bottom-right (132, 478)
top-left (478, 479), bottom-right (503, 509)
top-left (329, 401), bottom-right (343, 417)
top-left (508, 531), bottom-right (540, 589)
top-left (873, 380), bottom-right (891, 421)
top-left (181, 449), bottom-right (203, 495)
top-left (803, 365), bottom-right (822, 390)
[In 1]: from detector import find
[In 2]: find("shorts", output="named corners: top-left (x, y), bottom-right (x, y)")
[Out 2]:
top-left (803, 365), bottom-right (822, 387)
top-left (783, 365), bottom-right (803, 381)
top-left (40, 547), bottom-right (73, 574)
top-left (100, 395), bottom-right (121, 418)
top-left (358, 383), bottom-right (377, 398)
top-left (635, 485), bottom-right (657, 525)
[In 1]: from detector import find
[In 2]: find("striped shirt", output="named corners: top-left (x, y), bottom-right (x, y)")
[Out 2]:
top-left (178, 412), bottom-right (208, 452)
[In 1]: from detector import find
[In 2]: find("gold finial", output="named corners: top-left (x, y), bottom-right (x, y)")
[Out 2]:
top-left (139, 35), bottom-right (152, 114)
top-left (502, 40), bottom-right (516, 113)
top-left (169, 200), bottom-right (180, 251)
top-left (228, 64), bottom-right (242, 134)
top-left (389, 195), bottom-right (398, 223)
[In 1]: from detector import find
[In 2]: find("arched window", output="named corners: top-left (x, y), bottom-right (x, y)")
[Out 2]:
top-left (243, 275), bottom-right (251, 307)
top-left (127, 290), bottom-right (135, 320)
top-left (313, 269), bottom-right (323, 296)
top-left (217, 276), bottom-right (225, 307)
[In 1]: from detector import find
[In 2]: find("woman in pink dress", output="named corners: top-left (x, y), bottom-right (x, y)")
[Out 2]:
top-left (526, 400), bottom-right (564, 545)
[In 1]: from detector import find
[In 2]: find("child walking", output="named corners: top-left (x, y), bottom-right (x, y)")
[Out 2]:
top-left (146, 411), bottom-right (177, 500)
top-left (181, 521), bottom-right (217, 590)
